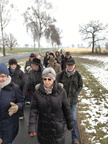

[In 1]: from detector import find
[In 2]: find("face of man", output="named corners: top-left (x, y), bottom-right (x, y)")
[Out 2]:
top-left (66, 64), bottom-right (76, 71)
top-left (31, 64), bottom-right (39, 71)
top-left (66, 55), bottom-right (71, 59)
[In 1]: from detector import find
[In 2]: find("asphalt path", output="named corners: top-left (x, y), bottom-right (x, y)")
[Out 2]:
top-left (14, 105), bottom-right (72, 144)
top-left (0, 49), bottom-right (48, 63)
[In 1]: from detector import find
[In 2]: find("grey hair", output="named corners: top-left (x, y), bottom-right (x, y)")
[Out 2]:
top-left (42, 67), bottom-right (56, 77)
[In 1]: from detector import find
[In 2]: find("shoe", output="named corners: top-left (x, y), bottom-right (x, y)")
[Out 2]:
top-left (72, 140), bottom-right (79, 144)
top-left (26, 101), bottom-right (31, 105)
top-left (19, 116), bottom-right (24, 120)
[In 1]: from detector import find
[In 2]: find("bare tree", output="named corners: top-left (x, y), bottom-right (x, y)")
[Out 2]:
top-left (45, 24), bottom-right (61, 48)
top-left (23, 0), bottom-right (56, 53)
top-left (79, 20), bottom-right (108, 53)
top-left (4, 33), bottom-right (18, 50)
top-left (0, 0), bottom-right (14, 56)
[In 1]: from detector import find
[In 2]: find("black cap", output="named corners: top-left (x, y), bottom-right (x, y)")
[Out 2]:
top-left (29, 53), bottom-right (35, 58)
top-left (32, 58), bottom-right (41, 65)
top-left (66, 58), bottom-right (75, 65)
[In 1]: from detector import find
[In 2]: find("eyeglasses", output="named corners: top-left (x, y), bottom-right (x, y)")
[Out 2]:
top-left (43, 78), bottom-right (52, 81)
top-left (0, 75), bottom-right (7, 78)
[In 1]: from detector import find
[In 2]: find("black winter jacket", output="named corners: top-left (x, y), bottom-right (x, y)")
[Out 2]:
top-left (57, 70), bottom-right (83, 105)
top-left (28, 81), bottom-right (73, 144)
top-left (0, 82), bottom-right (24, 144)
top-left (8, 65), bottom-right (25, 92)
top-left (27, 68), bottom-right (42, 95)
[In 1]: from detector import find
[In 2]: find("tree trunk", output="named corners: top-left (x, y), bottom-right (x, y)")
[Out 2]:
top-left (1, 29), bottom-right (6, 56)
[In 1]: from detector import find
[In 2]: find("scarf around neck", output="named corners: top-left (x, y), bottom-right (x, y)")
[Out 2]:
top-left (44, 86), bottom-right (53, 94)
top-left (66, 69), bottom-right (76, 77)
top-left (0, 76), bottom-right (11, 89)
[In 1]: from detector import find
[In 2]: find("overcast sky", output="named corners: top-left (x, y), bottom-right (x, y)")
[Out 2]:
top-left (5, 0), bottom-right (108, 47)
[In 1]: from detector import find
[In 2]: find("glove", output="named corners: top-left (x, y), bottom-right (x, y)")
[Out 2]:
top-left (29, 132), bottom-right (36, 137)
top-left (0, 138), bottom-right (3, 144)
top-left (8, 102), bottom-right (18, 116)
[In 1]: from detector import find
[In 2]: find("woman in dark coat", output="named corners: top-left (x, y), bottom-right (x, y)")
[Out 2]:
top-left (8, 58), bottom-right (25, 119)
top-left (28, 67), bottom-right (73, 144)
top-left (0, 63), bottom-right (24, 144)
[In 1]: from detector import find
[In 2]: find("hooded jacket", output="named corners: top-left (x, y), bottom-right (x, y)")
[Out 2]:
top-left (0, 81), bottom-right (24, 144)
top-left (28, 81), bottom-right (73, 144)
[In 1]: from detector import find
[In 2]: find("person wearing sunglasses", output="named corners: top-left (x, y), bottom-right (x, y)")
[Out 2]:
top-left (28, 67), bottom-right (73, 144)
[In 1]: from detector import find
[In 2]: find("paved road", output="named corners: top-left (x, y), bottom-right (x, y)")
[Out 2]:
top-left (14, 105), bottom-right (72, 144)
top-left (0, 49), bottom-right (49, 63)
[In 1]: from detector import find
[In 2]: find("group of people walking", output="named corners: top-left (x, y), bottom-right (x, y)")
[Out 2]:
top-left (0, 50), bottom-right (83, 144)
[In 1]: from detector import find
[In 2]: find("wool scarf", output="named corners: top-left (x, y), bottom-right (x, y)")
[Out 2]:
top-left (0, 76), bottom-right (11, 89)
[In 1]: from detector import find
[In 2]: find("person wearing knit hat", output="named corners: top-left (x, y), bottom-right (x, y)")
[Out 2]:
top-left (8, 58), bottom-right (17, 65)
top-left (28, 67), bottom-right (73, 144)
top-left (0, 63), bottom-right (9, 76)
top-left (0, 62), bottom-right (24, 144)
top-left (42, 67), bottom-right (56, 81)
top-left (8, 58), bottom-right (25, 120)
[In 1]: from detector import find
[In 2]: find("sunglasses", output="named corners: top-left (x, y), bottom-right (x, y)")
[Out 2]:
top-left (43, 78), bottom-right (52, 81)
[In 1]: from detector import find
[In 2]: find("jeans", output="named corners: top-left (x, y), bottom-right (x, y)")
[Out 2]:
top-left (70, 104), bottom-right (79, 141)
top-left (9, 142), bottom-right (14, 144)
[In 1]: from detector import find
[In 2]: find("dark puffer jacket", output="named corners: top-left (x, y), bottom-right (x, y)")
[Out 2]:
top-left (0, 82), bottom-right (24, 144)
top-left (28, 81), bottom-right (73, 144)
top-left (57, 70), bottom-right (83, 105)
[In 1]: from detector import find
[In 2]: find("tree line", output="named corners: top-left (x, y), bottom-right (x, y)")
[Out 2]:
top-left (1, 0), bottom-right (108, 56)
top-left (0, 0), bottom-right (61, 56)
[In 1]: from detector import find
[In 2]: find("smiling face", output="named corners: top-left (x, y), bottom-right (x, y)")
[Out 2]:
top-left (0, 74), bottom-right (8, 83)
top-left (43, 77), bottom-right (54, 88)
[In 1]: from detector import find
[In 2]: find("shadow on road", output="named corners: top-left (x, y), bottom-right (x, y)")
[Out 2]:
top-left (14, 105), bottom-right (72, 144)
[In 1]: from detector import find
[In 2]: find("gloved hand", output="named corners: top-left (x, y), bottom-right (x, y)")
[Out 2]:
top-left (8, 102), bottom-right (18, 116)
top-left (0, 138), bottom-right (3, 144)
top-left (29, 132), bottom-right (36, 137)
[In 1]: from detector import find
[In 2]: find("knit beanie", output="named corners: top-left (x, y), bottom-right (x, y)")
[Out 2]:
top-left (0, 63), bottom-right (9, 76)
top-left (8, 58), bottom-right (17, 65)
top-left (42, 67), bottom-right (56, 80)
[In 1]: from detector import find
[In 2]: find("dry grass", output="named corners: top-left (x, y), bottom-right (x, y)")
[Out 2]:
top-left (62, 48), bottom-right (108, 54)
top-left (63, 48), bottom-right (92, 53)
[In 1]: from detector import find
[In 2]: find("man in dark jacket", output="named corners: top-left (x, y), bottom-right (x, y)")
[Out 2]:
top-left (57, 58), bottom-right (83, 144)
top-left (61, 51), bottom-right (73, 70)
top-left (24, 53), bottom-right (35, 73)
top-left (25, 58), bottom-right (43, 104)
